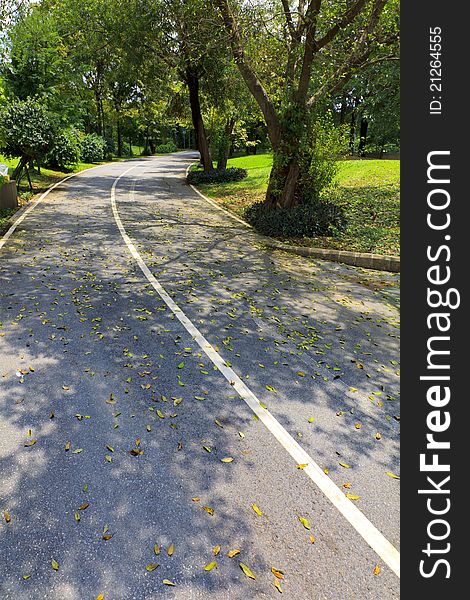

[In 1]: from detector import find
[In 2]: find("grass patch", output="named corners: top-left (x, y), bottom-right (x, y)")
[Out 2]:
top-left (195, 154), bottom-right (399, 256)
top-left (0, 207), bottom-right (17, 231)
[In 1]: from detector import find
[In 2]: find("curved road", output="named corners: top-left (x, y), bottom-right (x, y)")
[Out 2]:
top-left (0, 153), bottom-right (400, 599)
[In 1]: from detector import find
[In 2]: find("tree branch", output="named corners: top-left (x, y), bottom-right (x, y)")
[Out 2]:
top-left (296, 0), bottom-right (322, 102)
top-left (308, 0), bottom-right (391, 106)
top-left (281, 0), bottom-right (296, 42)
top-left (212, 0), bottom-right (281, 148)
top-left (314, 0), bottom-right (369, 52)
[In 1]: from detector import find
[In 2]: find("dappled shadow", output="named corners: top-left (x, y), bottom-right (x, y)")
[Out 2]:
top-left (116, 161), bottom-right (401, 538)
top-left (0, 154), bottom-right (400, 599)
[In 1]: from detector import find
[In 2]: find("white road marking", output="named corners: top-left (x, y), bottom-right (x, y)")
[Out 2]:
top-left (111, 165), bottom-right (401, 578)
top-left (0, 163), bottom-right (106, 252)
top-left (184, 164), bottom-right (251, 227)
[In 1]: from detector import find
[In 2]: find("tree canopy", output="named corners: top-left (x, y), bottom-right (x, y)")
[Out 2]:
top-left (0, 0), bottom-right (399, 205)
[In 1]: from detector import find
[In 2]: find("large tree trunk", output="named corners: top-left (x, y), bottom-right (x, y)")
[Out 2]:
top-left (185, 67), bottom-right (213, 172)
top-left (265, 154), bottom-right (301, 209)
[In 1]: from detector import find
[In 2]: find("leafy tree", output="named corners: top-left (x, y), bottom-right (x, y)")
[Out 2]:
top-left (212, 0), bottom-right (399, 207)
top-left (2, 6), bottom-right (65, 100)
top-left (0, 99), bottom-right (56, 184)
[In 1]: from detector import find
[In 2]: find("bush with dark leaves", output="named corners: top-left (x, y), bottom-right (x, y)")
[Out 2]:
top-left (244, 201), bottom-right (346, 238)
top-left (187, 167), bottom-right (247, 185)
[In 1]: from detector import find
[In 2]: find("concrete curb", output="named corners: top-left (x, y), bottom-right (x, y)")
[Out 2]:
top-left (185, 165), bottom-right (400, 273)
top-left (261, 239), bottom-right (400, 272)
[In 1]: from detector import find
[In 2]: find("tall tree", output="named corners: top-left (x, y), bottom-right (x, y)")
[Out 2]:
top-left (213, 0), bottom-right (398, 208)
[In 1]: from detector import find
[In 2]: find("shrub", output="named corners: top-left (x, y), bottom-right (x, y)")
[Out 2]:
top-left (0, 98), bottom-right (56, 181)
top-left (187, 167), bottom-right (247, 185)
top-left (46, 128), bottom-right (81, 170)
top-left (155, 141), bottom-right (178, 153)
top-left (80, 134), bottom-right (107, 163)
top-left (244, 200), bottom-right (346, 239)
top-left (104, 135), bottom-right (115, 159)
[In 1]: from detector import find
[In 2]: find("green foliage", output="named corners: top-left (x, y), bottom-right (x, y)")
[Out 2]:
top-left (80, 134), bottom-right (107, 163)
top-left (155, 141), bottom-right (178, 153)
top-left (0, 98), bottom-right (56, 162)
top-left (46, 128), bottom-right (81, 170)
top-left (298, 118), bottom-right (349, 203)
top-left (1, 6), bottom-right (63, 100)
top-left (244, 201), bottom-right (346, 238)
top-left (187, 167), bottom-right (247, 185)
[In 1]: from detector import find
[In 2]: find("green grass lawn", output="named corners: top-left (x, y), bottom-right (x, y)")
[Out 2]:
top-left (196, 154), bottom-right (400, 256)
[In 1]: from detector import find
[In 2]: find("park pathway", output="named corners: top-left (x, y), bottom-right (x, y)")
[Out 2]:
top-left (0, 153), bottom-right (400, 599)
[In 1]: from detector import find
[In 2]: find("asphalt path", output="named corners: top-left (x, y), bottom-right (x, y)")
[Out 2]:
top-left (0, 153), bottom-right (400, 599)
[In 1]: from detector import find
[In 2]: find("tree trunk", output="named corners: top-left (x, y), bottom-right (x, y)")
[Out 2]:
top-left (185, 67), bottom-right (213, 172)
top-left (12, 155), bottom-right (28, 184)
top-left (216, 117), bottom-right (235, 170)
top-left (116, 117), bottom-right (123, 157)
top-left (349, 109), bottom-right (356, 154)
top-left (358, 118), bottom-right (368, 155)
top-left (265, 150), bottom-right (301, 209)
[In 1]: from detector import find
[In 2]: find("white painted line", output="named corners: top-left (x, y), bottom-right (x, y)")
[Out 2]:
top-left (0, 163), bottom-right (112, 252)
top-left (184, 164), bottom-right (251, 228)
top-left (112, 167), bottom-right (400, 578)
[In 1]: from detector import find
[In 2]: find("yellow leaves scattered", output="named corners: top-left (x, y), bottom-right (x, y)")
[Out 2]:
top-left (271, 567), bottom-right (284, 579)
top-left (154, 544), bottom-right (161, 556)
top-left (374, 564), bottom-right (381, 576)
top-left (167, 543), bottom-right (174, 556)
top-left (221, 457), bottom-right (234, 463)
top-left (203, 506), bottom-right (215, 516)
top-left (162, 579), bottom-right (175, 586)
top-left (339, 462), bottom-right (350, 469)
top-left (296, 463), bottom-right (308, 470)
top-left (227, 548), bottom-right (240, 558)
top-left (251, 503), bottom-right (263, 517)
top-left (145, 563), bottom-right (159, 572)
top-left (239, 562), bottom-right (256, 579)
top-left (204, 561), bottom-right (217, 571)
top-left (309, 534), bottom-right (316, 544)
top-left (298, 516), bottom-right (311, 530)
top-left (64, 441), bottom-right (71, 451)
top-left (375, 432), bottom-right (382, 440)
top-left (212, 545), bottom-right (221, 556)
top-left (51, 559), bottom-right (59, 571)
top-left (345, 493), bottom-right (360, 501)
top-left (386, 471), bottom-right (400, 479)
top-left (4, 510), bottom-right (11, 523)
top-left (96, 595), bottom-right (105, 600)
top-left (274, 578), bottom-right (283, 593)
top-left (24, 439), bottom-right (37, 447)
top-left (78, 503), bottom-right (90, 511)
